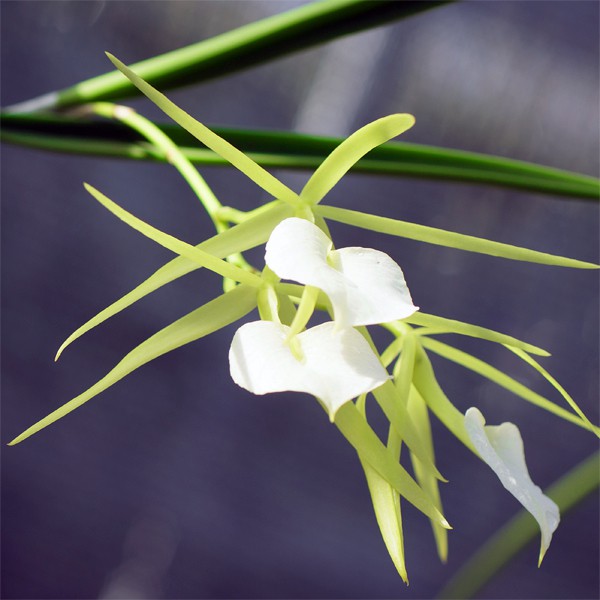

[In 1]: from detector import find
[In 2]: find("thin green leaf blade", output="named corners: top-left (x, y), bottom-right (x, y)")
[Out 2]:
top-left (56, 202), bottom-right (291, 359)
top-left (301, 114), bottom-right (415, 205)
top-left (315, 205), bottom-right (599, 269)
top-left (6, 1), bottom-right (449, 111)
top-left (105, 54), bottom-right (300, 206)
top-left (9, 285), bottom-right (257, 445)
top-left (4, 115), bottom-right (598, 200)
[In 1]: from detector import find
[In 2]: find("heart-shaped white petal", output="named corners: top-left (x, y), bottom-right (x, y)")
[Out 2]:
top-left (265, 218), bottom-right (418, 327)
top-left (229, 320), bottom-right (389, 418)
top-left (465, 407), bottom-right (560, 563)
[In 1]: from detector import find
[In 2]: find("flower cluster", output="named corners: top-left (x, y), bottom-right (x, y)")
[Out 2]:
top-left (229, 216), bottom-right (417, 418)
top-left (228, 216), bottom-right (560, 564)
top-left (11, 54), bottom-right (597, 581)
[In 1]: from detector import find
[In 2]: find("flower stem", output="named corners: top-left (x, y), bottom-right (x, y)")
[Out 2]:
top-left (81, 102), bottom-right (254, 286)
top-left (437, 451), bottom-right (600, 599)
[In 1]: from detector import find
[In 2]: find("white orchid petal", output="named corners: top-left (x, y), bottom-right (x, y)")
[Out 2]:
top-left (465, 407), bottom-right (560, 562)
top-left (229, 321), bottom-right (389, 418)
top-left (265, 217), bottom-right (334, 285)
top-left (266, 218), bottom-right (418, 327)
top-left (331, 247), bottom-right (418, 326)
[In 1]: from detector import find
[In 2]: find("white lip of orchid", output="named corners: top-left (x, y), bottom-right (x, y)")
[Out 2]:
top-left (265, 217), bottom-right (418, 328)
top-left (229, 320), bottom-right (390, 419)
top-left (465, 407), bottom-right (560, 564)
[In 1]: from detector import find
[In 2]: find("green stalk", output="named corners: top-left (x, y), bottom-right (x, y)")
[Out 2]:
top-left (85, 103), bottom-right (254, 285)
top-left (88, 103), bottom-right (223, 229)
top-left (437, 452), bottom-right (600, 599)
top-left (4, 0), bottom-right (451, 112)
top-left (2, 115), bottom-right (598, 200)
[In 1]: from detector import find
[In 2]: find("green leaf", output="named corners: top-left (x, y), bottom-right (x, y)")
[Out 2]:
top-left (356, 394), bottom-right (408, 583)
top-left (420, 337), bottom-right (599, 435)
top-left (5, 1), bottom-right (450, 111)
top-left (9, 285), bottom-right (257, 445)
top-left (300, 114), bottom-right (415, 205)
top-left (504, 346), bottom-right (599, 436)
top-left (403, 312), bottom-right (550, 356)
top-left (4, 114), bottom-right (598, 200)
top-left (105, 55), bottom-right (300, 207)
top-left (56, 202), bottom-right (291, 359)
top-left (315, 205), bottom-right (599, 269)
top-left (84, 183), bottom-right (262, 287)
top-left (334, 401), bottom-right (451, 528)
top-left (407, 387), bottom-right (448, 563)
top-left (412, 342), bottom-right (475, 452)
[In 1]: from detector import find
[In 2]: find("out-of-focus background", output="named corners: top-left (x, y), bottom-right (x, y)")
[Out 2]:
top-left (2, 1), bottom-right (598, 598)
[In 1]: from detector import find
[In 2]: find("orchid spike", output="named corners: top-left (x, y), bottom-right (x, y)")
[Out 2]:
top-left (465, 407), bottom-right (560, 564)
top-left (229, 321), bottom-right (389, 419)
top-left (265, 218), bottom-right (418, 328)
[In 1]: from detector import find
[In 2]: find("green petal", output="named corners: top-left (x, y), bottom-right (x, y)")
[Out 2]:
top-left (106, 54), bottom-right (300, 206)
top-left (84, 183), bottom-right (262, 287)
top-left (9, 285), bottom-right (257, 445)
top-left (315, 205), bottom-right (599, 269)
top-left (505, 346), bottom-right (599, 437)
top-left (412, 342), bottom-right (475, 452)
top-left (358, 328), bottom-right (445, 481)
top-left (403, 312), bottom-right (550, 356)
top-left (420, 337), bottom-right (598, 434)
top-left (372, 382), bottom-right (446, 482)
top-left (334, 401), bottom-right (451, 528)
top-left (407, 387), bottom-right (448, 563)
top-left (301, 114), bottom-right (415, 205)
top-left (356, 394), bottom-right (408, 584)
top-left (56, 202), bottom-right (291, 359)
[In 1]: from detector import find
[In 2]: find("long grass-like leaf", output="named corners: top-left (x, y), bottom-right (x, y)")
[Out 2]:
top-left (56, 202), bottom-right (291, 359)
top-left (315, 205), bottom-right (598, 269)
top-left (420, 337), bottom-right (599, 435)
top-left (4, 1), bottom-right (449, 111)
top-left (9, 285), bottom-right (257, 445)
top-left (3, 115), bottom-right (598, 200)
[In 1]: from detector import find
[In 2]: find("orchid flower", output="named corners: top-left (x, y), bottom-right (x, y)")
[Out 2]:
top-left (229, 321), bottom-right (389, 418)
top-left (228, 217), bottom-right (418, 417)
top-left (266, 217), bottom-right (418, 328)
top-left (465, 407), bottom-right (560, 564)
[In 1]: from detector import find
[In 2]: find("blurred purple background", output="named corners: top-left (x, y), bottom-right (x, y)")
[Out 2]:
top-left (2, 1), bottom-right (598, 598)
